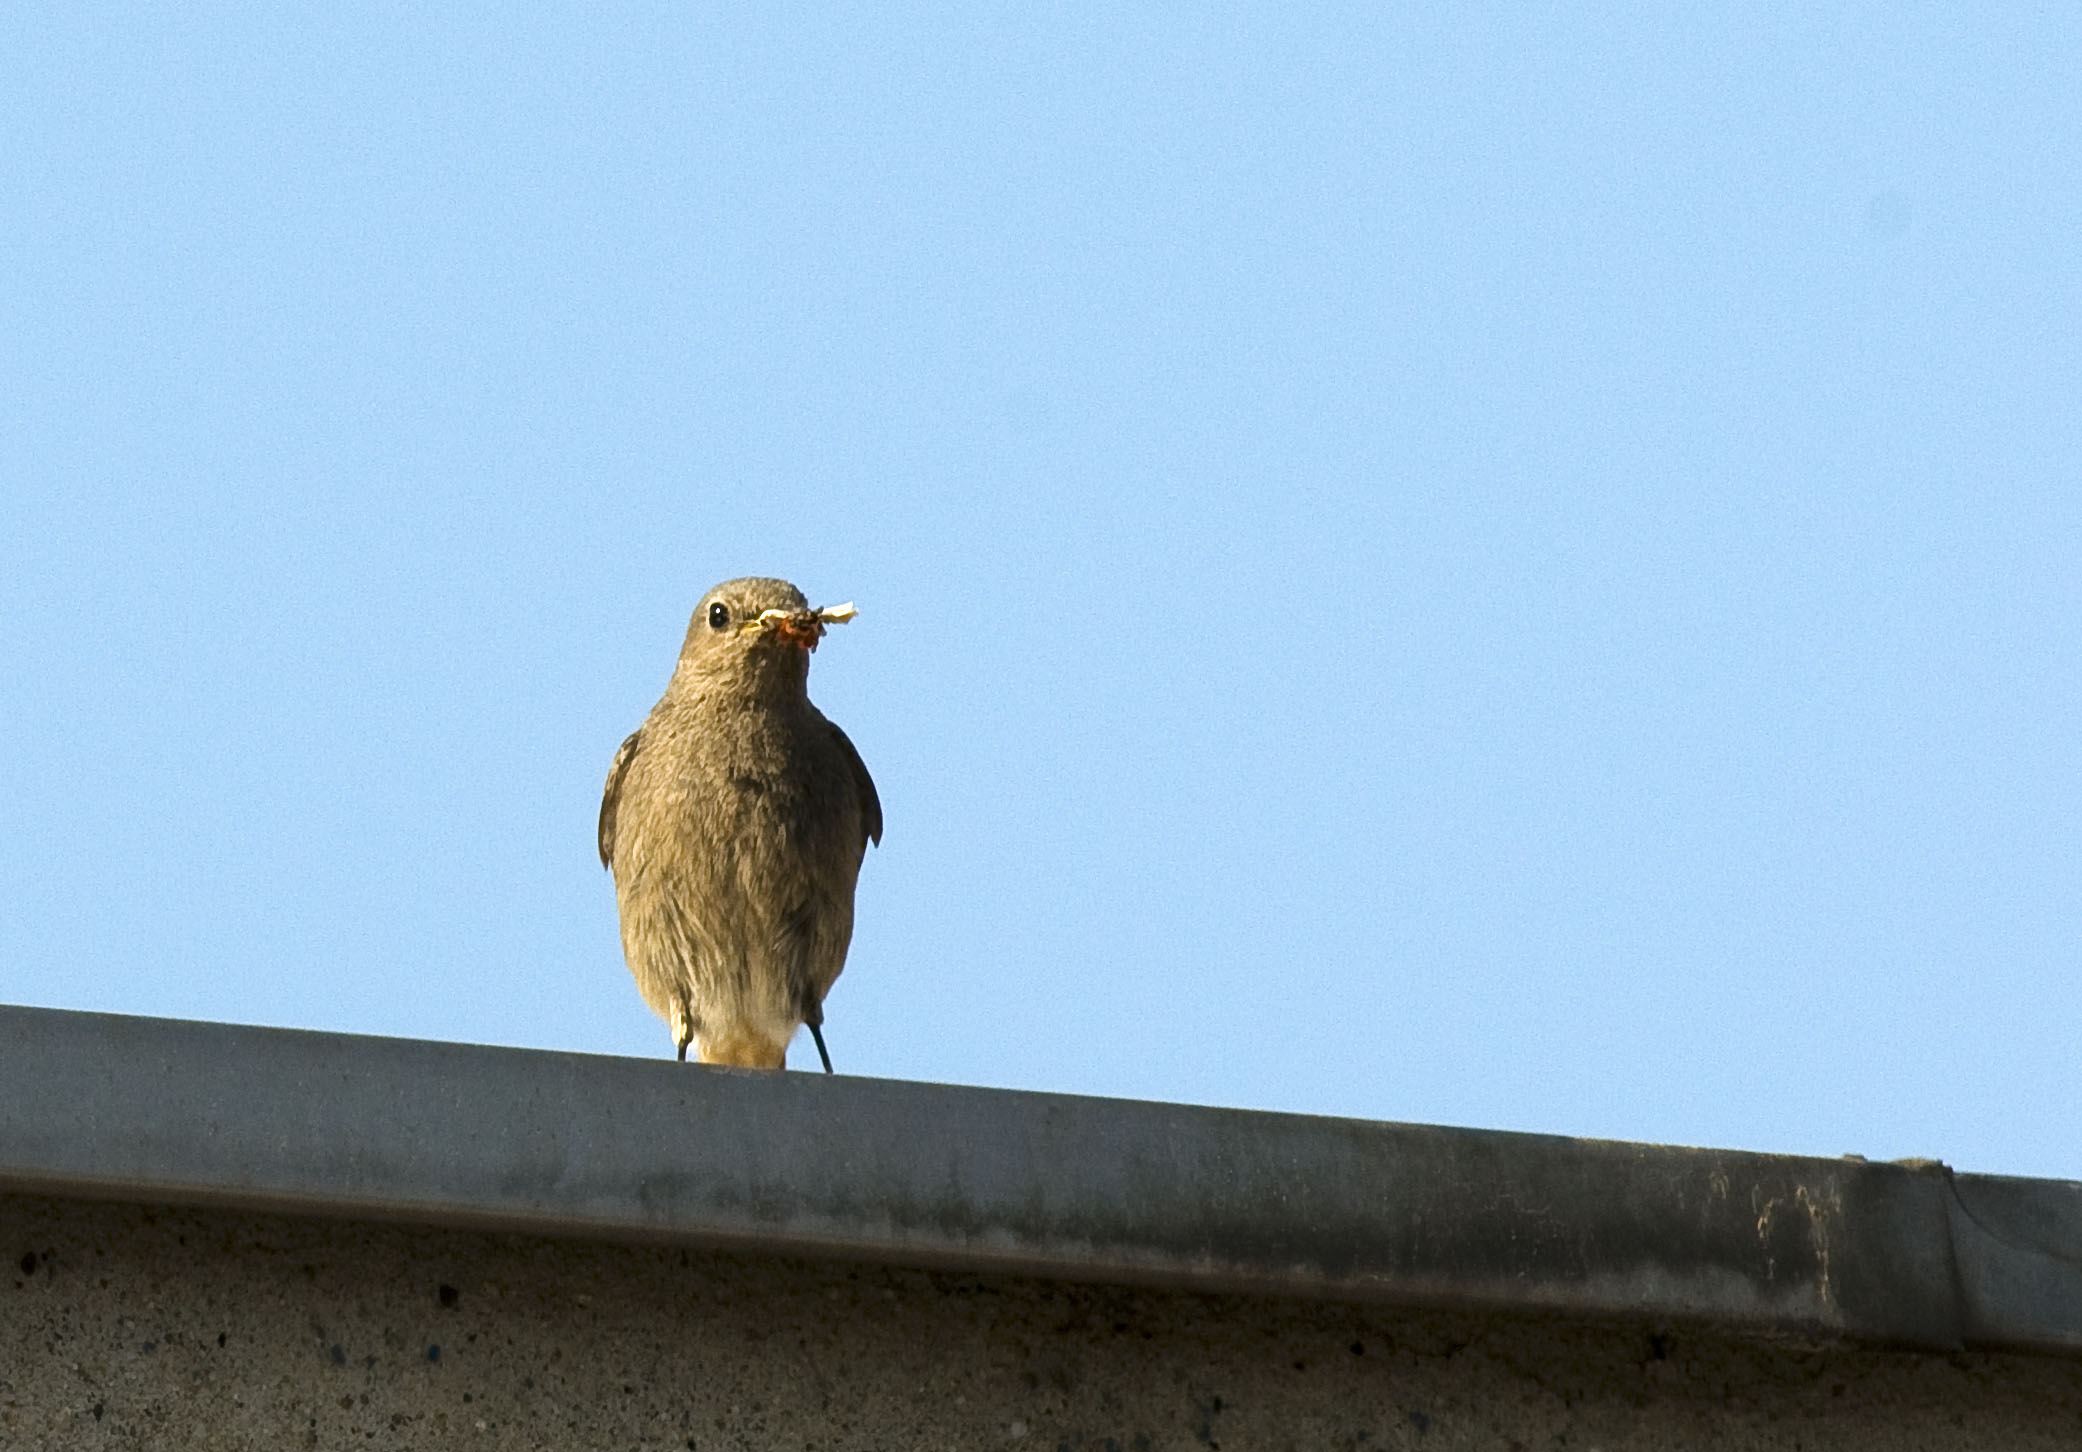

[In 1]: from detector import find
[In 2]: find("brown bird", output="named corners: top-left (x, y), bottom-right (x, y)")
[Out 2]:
top-left (599, 577), bottom-right (881, 1070)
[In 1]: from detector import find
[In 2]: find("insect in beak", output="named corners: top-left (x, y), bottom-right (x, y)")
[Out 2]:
top-left (747, 602), bottom-right (858, 651)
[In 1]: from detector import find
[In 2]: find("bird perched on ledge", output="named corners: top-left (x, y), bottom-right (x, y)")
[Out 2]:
top-left (599, 577), bottom-right (881, 1071)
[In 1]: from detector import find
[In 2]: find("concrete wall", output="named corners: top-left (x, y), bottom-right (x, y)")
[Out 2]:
top-left (7, 1191), bottom-right (2081, 1452)
top-left (5, 1007), bottom-right (2082, 1450)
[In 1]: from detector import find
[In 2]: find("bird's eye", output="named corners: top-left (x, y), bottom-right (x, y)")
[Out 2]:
top-left (708, 602), bottom-right (731, 630)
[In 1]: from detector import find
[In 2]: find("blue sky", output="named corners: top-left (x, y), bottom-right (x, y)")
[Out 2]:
top-left (4, 5), bottom-right (2078, 1178)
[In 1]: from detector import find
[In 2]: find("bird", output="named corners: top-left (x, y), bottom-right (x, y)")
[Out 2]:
top-left (598, 577), bottom-right (881, 1071)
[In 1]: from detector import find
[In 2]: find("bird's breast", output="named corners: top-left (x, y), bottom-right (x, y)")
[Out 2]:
top-left (622, 703), bottom-right (859, 868)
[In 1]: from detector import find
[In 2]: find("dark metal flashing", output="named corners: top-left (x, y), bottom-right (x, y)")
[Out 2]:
top-left (1, 1005), bottom-right (2075, 1355)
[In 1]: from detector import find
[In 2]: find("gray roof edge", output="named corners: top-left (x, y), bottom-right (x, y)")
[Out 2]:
top-left (2, 1004), bottom-right (2076, 1356)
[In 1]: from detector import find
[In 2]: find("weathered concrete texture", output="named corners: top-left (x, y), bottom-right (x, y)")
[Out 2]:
top-left (9, 1006), bottom-right (2082, 1354)
top-left (4, 1193), bottom-right (2079, 1452)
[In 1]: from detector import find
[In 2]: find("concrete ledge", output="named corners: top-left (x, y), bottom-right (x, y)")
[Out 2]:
top-left (2, 1004), bottom-right (2077, 1356)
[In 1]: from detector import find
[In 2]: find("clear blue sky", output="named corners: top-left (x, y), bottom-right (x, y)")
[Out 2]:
top-left (4, 6), bottom-right (2077, 1178)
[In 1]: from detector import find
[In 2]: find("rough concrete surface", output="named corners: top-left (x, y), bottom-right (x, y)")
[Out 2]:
top-left (19, 1006), bottom-right (2082, 1354)
top-left (4, 1193), bottom-right (2078, 1451)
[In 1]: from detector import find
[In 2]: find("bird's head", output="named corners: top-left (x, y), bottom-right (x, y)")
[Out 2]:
top-left (675, 577), bottom-right (857, 694)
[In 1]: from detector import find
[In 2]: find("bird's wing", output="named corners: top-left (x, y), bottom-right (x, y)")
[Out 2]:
top-left (829, 723), bottom-right (883, 847)
top-left (598, 729), bottom-right (642, 869)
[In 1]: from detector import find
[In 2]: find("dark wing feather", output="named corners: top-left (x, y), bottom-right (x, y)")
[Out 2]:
top-left (829, 723), bottom-right (882, 847)
top-left (598, 730), bottom-right (642, 869)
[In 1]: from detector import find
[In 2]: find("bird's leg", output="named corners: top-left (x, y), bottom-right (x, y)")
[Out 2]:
top-left (799, 992), bottom-right (834, 1074)
top-left (671, 1001), bottom-right (695, 1063)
